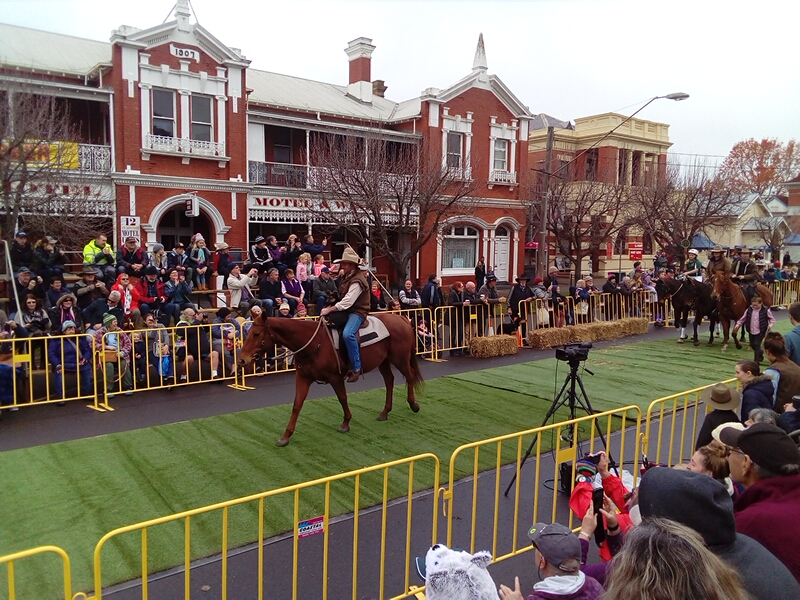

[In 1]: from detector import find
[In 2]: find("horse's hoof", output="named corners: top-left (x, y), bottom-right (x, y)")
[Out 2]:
top-left (693, 340), bottom-right (700, 347)
top-left (707, 341), bottom-right (714, 346)
top-left (276, 437), bottom-right (290, 447)
top-left (677, 338), bottom-right (684, 344)
top-left (735, 343), bottom-right (742, 350)
top-left (721, 345), bottom-right (728, 353)
top-left (338, 424), bottom-right (350, 433)
top-left (376, 414), bottom-right (388, 422)
top-left (410, 402), bottom-right (421, 413)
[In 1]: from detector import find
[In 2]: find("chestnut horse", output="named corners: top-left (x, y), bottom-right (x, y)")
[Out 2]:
top-left (710, 274), bottom-right (773, 352)
top-left (238, 313), bottom-right (423, 446)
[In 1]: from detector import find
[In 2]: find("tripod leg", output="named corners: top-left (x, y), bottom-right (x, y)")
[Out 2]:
top-left (573, 374), bottom-right (619, 475)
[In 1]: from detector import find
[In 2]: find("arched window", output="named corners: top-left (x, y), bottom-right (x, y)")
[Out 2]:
top-left (441, 225), bottom-right (480, 273)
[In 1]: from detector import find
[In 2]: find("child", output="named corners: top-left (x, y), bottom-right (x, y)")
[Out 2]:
top-left (190, 235), bottom-right (211, 290)
top-left (733, 295), bottom-right (775, 363)
top-left (501, 306), bottom-right (521, 335)
top-left (46, 277), bottom-right (68, 309)
top-left (417, 319), bottom-right (434, 355)
top-left (313, 254), bottom-right (326, 277)
top-left (294, 303), bottom-right (308, 318)
top-left (277, 302), bottom-right (292, 318)
top-left (551, 284), bottom-right (568, 327)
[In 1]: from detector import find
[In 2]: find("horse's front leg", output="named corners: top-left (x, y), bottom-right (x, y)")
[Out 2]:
top-left (734, 324), bottom-right (743, 350)
top-left (692, 316), bottom-right (700, 346)
top-left (277, 371), bottom-right (313, 446)
top-left (329, 376), bottom-right (353, 433)
top-left (377, 359), bottom-right (394, 421)
top-left (721, 319), bottom-right (730, 353)
top-left (707, 317), bottom-right (716, 346)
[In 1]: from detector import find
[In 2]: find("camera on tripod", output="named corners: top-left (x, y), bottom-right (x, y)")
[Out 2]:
top-left (555, 342), bottom-right (593, 362)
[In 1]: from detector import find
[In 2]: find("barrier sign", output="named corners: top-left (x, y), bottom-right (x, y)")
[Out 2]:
top-left (298, 516), bottom-right (325, 538)
top-left (629, 242), bottom-right (643, 261)
top-left (606, 242), bottom-right (613, 259)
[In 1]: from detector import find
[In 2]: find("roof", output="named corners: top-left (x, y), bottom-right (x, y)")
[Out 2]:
top-left (690, 233), bottom-right (717, 250)
top-left (529, 113), bottom-right (574, 131)
top-left (741, 216), bottom-right (787, 232)
top-left (784, 233), bottom-right (800, 245)
top-left (0, 22), bottom-right (111, 76)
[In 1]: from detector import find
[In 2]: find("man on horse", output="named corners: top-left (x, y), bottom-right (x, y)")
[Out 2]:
top-left (684, 249), bottom-right (703, 281)
top-left (731, 247), bottom-right (758, 304)
top-left (320, 245), bottom-right (370, 382)
top-left (705, 245), bottom-right (731, 280)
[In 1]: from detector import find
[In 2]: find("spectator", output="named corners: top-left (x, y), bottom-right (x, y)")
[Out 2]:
top-left (143, 312), bottom-right (174, 384)
top-left (474, 257), bottom-right (486, 289)
top-left (602, 273), bottom-right (620, 294)
top-left (784, 302), bottom-right (800, 366)
top-left (83, 233), bottom-right (116, 285)
top-left (399, 279), bottom-right (422, 312)
top-left (653, 250), bottom-right (669, 276)
top-left (720, 422), bottom-right (800, 583)
top-left (478, 274), bottom-right (507, 334)
top-left (283, 234), bottom-right (303, 272)
top-left (247, 235), bottom-right (273, 273)
top-left (312, 253), bottom-right (326, 277)
top-left (500, 306), bottom-right (522, 335)
top-left (745, 407), bottom-right (780, 427)
top-left (302, 233), bottom-right (327, 257)
top-left (48, 320), bottom-right (93, 400)
top-left (211, 241), bottom-right (232, 289)
top-left (241, 304), bottom-right (267, 372)
top-left (32, 236), bottom-right (66, 283)
top-left (696, 383), bottom-right (741, 450)
top-left (10, 230), bottom-right (32, 272)
top-left (416, 319), bottom-right (434, 354)
top-left (296, 252), bottom-right (313, 299)
top-left (189, 234), bottom-right (211, 290)
top-left (463, 280), bottom-right (481, 336)
top-left (294, 302), bottom-right (307, 318)
top-left (45, 277), bottom-right (68, 309)
top-left (167, 242), bottom-right (193, 281)
top-left (420, 274), bottom-right (443, 312)
top-left (733, 295), bottom-right (775, 363)
top-left (266, 235), bottom-right (286, 274)
top-left (764, 332), bottom-right (800, 413)
top-left (687, 443), bottom-right (737, 497)
top-left (281, 268), bottom-right (304, 314)
top-left (20, 294), bottom-right (51, 336)
top-left (498, 522), bottom-right (603, 600)
top-left (551, 284), bottom-right (568, 327)
top-left (544, 265), bottom-right (560, 289)
top-left (72, 266), bottom-right (108, 311)
top-left (312, 267), bottom-right (337, 315)
top-left (571, 279), bottom-right (592, 324)
top-left (508, 275), bottom-right (535, 318)
top-left (50, 294), bottom-right (80, 333)
top-left (369, 280), bottom-right (388, 312)
top-left (164, 269), bottom-right (196, 314)
top-left (227, 264), bottom-right (260, 317)
top-left (735, 359), bottom-right (775, 422)
top-left (116, 236), bottom-right (149, 277)
top-left (211, 307), bottom-right (241, 376)
top-left (111, 273), bottom-right (143, 329)
top-left (12, 267), bottom-right (44, 313)
top-left (779, 401), bottom-right (800, 434)
top-left (447, 281), bottom-right (468, 355)
top-left (149, 243), bottom-right (168, 280)
top-left (136, 266), bottom-right (176, 326)
top-left (94, 313), bottom-right (133, 397)
top-left (575, 498), bottom-right (624, 587)
top-left (256, 267), bottom-right (282, 316)
top-left (782, 265), bottom-right (794, 280)
top-left (175, 307), bottom-right (220, 382)
top-left (602, 518), bottom-right (751, 600)
top-left (82, 290), bottom-right (125, 333)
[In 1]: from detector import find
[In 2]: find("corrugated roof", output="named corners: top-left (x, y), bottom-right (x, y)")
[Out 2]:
top-left (0, 23), bottom-right (111, 75)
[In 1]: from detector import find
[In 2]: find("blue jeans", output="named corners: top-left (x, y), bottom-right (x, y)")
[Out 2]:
top-left (53, 364), bottom-right (93, 399)
top-left (343, 313), bottom-right (364, 372)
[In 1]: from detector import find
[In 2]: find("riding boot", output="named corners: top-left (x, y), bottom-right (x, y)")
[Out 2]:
top-left (346, 370), bottom-right (362, 383)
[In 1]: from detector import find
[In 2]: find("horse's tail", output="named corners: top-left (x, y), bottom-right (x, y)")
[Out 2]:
top-left (407, 348), bottom-right (425, 393)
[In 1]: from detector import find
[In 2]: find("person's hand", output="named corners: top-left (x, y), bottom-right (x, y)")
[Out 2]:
top-left (784, 403), bottom-right (797, 412)
top-left (498, 576), bottom-right (524, 600)
top-left (499, 296), bottom-right (507, 302)
top-left (732, 326), bottom-right (739, 334)
top-left (322, 238), bottom-right (328, 245)
top-left (580, 506), bottom-right (598, 537)
top-left (103, 246), bottom-right (111, 254)
top-left (28, 280), bottom-right (36, 289)
top-left (320, 306), bottom-right (334, 316)
top-left (600, 495), bottom-right (619, 530)
top-left (597, 451), bottom-right (610, 478)
top-left (36, 276), bottom-right (43, 284)
top-left (133, 264), bottom-right (142, 271)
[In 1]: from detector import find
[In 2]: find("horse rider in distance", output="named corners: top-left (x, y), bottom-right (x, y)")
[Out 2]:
top-left (319, 246), bottom-right (371, 383)
top-left (684, 249), bottom-right (704, 281)
top-left (705, 245), bottom-right (731, 281)
top-left (730, 247), bottom-right (758, 304)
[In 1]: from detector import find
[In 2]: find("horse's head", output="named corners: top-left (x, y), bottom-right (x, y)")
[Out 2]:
top-left (654, 278), bottom-right (668, 302)
top-left (238, 313), bottom-right (274, 367)
top-left (710, 274), bottom-right (727, 300)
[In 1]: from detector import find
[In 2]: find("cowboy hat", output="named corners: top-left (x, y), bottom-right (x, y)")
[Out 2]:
top-left (81, 266), bottom-right (96, 275)
top-left (334, 246), bottom-right (361, 265)
top-left (215, 241), bottom-right (230, 250)
top-left (711, 245), bottom-right (724, 253)
top-left (739, 248), bottom-right (752, 254)
top-left (700, 383), bottom-right (741, 411)
top-left (515, 274), bottom-right (529, 282)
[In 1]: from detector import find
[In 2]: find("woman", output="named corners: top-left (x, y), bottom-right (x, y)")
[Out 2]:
top-left (51, 293), bottom-right (81, 333)
top-left (111, 273), bottom-right (143, 329)
top-left (695, 383), bottom-right (741, 450)
top-left (242, 304), bottom-right (267, 373)
top-left (369, 280), bottom-right (388, 312)
top-left (281, 268), bottom-right (304, 314)
top-left (21, 294), bottom-right (51, 336)
top-left (149, 243), bottom-right (169, 280)
top-left (143, 312), bottom-right (173, 384)
top-left (447, 281), bottom-right (468, 355)
top-left (474, 257), bottom-right (486, 289)
top-left (603, 518), bottom-right (749, 600)
top-left (687, 443), bottom-right (736, 498)
top-left (165, 269), bottom-right (196, 312)
top-left (32, 236), bottom-right (66, 284)
top-left (735, 359), bottom-right (774, 422)
top-left (189, 235), bottom-right (211, 290)
top-left (571, 279), bottom-right (592, 324)
top-left (283, 234), bottom-right (303, 272)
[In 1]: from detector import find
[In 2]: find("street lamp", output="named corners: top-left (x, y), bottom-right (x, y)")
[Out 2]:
top-left (536, 92), bottom-right (690, 279)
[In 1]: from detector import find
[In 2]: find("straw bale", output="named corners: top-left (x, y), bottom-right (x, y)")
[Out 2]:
top-left (526, 318), bottom-right (649, 348)
top-left (469, 335), bottom-right (519, 357)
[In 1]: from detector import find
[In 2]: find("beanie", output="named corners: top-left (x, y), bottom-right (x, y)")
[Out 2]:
top-left (575, 459), bottom-right (598, 479)
top-left (638, 467), bottom-right (735, 546)
top-left (61, 320), bottom-right (76, 332)
top-left (152, 243), bottom-right (164, 253)
top-left (102, 313), bottom-right (117, 328)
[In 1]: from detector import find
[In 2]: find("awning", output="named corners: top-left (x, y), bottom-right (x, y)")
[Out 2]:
top-left (690, 233), bottom-right (717, 250)
top-left (525, 241), bottom-right (539, 249)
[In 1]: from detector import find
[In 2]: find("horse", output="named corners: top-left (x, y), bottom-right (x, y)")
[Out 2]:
top-left (655, 277), bottom-right (718, 346)
top-left (238, 313), bottom-right (423, 446)
top-left (710, 274), bottom-right (748, 352)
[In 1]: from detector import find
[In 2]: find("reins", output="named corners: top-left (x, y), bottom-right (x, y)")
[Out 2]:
top-left (264, 316), bottom-right (324, 356)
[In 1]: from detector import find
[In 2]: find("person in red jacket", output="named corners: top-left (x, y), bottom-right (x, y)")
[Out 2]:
top-left (111, 272), bottom-right (143, 329)
top-left (720, 422), bottom-right (800, 583)
top-left (135, 266), bottom-right (178, 326)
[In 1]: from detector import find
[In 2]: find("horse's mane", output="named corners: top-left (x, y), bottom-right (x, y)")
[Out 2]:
top-left (261, 316), bottom-right (321, 351)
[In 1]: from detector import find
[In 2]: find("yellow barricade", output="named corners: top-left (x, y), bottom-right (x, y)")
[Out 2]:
top-left (769, 279), bottom-right (800, 308)
top-left (442, 406), bottom-right (641, 562)
top-left (641, 377), bottom-right (738, 467)
top-left (0, 545), bottom-right (73, 600)
top-left (92, 453), bottom-right (440, 600)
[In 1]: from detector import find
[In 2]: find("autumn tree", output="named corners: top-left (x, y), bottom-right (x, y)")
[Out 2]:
top-left (307, 132), bottom-right (477, 284)
top-left (719, 138), bottom-right (800, 195)
top-left (0, 89), bottom-right (112, 246)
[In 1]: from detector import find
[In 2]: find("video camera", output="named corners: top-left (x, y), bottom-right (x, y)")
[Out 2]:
top-left (555, 342), bottom-right (592, 362)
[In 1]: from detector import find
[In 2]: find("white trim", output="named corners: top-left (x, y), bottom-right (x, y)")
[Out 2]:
top-left (231, 192), bottom-right (237, 221)
top-left (141, 193), bottom-right (230, 246)
top-left (179, 90), bottom-right (191, 140)
top-left (216, 95), bottom-right (227, 149)
top-left (129, 185), bottom-right (136, 215)
top-left (139, 83), bottom-right (152, 144)
top-left (511, 227), bottom-right (519, 280)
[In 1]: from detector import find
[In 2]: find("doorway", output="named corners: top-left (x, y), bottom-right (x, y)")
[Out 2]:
top-left (158, 207), bottom-right (212, 250)
top-left (494, 226), bottom-right (510, 282)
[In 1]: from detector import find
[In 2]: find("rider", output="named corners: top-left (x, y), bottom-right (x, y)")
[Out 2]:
top-left (684, 249), bottom-right (703, 281)
top-left (320, 245), bottom-right (370, 382)
top-left (731, 247), bottom-right (758, 304)
top-left (705, 245), bottom-right (731, 281)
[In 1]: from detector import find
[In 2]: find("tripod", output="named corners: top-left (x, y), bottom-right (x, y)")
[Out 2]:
top-left (504, 358), bottom-right (615, 497)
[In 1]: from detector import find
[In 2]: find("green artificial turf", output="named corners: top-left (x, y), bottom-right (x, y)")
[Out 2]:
top-left (1, 321), bottom-right (788, 597)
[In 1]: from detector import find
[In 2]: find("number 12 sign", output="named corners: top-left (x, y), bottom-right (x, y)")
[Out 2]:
top-left (121, 216), bottom-right (141, 244)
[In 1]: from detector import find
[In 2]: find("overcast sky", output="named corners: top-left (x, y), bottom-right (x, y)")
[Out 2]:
top-left (2, 0), bottom-right (798, 167)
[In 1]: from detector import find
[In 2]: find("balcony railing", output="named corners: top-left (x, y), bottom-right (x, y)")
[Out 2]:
top-left (78, 144), bottom-right (111, 173)
top-left (143, 134), bottom-right (225, 157)
top-left (446, 165), bottom-right (473, 181)
top-left (489, 169), bottom-right (517, 185)
top-left (249, 161), bottom-right (308, 188)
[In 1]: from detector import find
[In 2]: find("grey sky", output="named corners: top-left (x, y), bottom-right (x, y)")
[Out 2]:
top-left (2, 0), bottom-right (798, 167)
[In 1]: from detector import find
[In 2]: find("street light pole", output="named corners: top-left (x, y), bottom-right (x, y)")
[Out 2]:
top-left (536, 126), bottom-right (555, 278)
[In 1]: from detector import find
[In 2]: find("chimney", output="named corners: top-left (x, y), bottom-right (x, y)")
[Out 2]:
top-left (372, 80), bottom-right (387, 98)
top-left (345, 37), bottom-right (376, 103)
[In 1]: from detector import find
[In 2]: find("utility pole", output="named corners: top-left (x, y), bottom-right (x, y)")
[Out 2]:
top-left (537, 126), bottom-right (554, 278)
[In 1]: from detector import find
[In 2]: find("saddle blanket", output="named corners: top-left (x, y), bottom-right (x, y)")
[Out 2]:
top-left (331, 316), bottom-right (390, 351)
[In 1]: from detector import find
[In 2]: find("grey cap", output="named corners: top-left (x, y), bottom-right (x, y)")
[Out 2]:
top-left (527, 523), bottom-right (581, 570)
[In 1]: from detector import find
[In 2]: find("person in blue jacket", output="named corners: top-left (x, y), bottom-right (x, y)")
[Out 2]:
top-left (48, 320), bottom-right (93, 399)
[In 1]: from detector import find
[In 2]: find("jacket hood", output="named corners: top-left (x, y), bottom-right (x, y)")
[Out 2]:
top-left (744, 375), bottom-right (775, 392)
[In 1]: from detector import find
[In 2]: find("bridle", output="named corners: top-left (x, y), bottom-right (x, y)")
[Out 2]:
top-left (248, 316), bottom-right (324, 361)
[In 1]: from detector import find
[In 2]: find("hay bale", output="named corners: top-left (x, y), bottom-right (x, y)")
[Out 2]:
top-left (527, 317), bottom-right (650, 348)
top-left (469, 334), bottom-right (519, 357)
top-left (527, 327), bottom-right (572, 349)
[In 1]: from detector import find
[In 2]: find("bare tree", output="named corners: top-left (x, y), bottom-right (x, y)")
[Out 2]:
top-left (628, 162), bottom-right (736, 267)
top-left (0, 90), bottom-right (113, 246)
top-left (307, 132), bottom-right (477, 283)
top-left (751, 216), bottom-right (789, 262)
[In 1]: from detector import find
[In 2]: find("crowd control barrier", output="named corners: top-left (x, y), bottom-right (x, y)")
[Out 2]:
top-left (0, 545), bottom-right (73, 600)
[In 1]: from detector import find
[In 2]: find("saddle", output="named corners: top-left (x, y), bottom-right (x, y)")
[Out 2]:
top-left (327, 315), bottom-right (390, 351)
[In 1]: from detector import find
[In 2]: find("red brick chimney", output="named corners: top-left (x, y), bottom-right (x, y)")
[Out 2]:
top-left (345, 37), bottom-right (375, 102)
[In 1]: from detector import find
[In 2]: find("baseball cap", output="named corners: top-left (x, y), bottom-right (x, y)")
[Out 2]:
top-left (321, 266), bottom-right (330, 273)
top-left (17, 266), bottom-right (31, 273)
top-left (719, 422), bottom-right (800, 473)
top-left (527, 523), bottom-right (581, 570)
top-left (125, 236), bottom-right (138, 243)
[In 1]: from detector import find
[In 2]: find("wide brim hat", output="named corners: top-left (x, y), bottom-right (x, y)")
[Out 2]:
top-left (215, 242), bottom-right (230, 250)
top-left (739, 248), bottom-right (752, 255)
top-left (700, 382), bottom-right (741, 411)
top-left (515, 274), bottom-right (529, 283)
top-left (711, 245), bottom-right (724, 253)
top-left (334, 246), bottom-right (361, 265)
top-left (81, 266), bottom-right (96, 275)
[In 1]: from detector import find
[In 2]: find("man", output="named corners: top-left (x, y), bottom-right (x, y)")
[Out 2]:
top-left (653, 250), bottom-right (668, 277)
top-left (211, 307), bottom-right (241, 376)
top-left (257, 267), bottom-right (283, 316)
top-left (763, 332), bottom-right (800, 412)
top-left (83, 290), bottom-right (125, 333)
top-left (301, 233), bottom-right (327, 256)
top-left (167, 242), bottom-right (193, 281)
top-left (638, 464), bottom-right (800, 599)
top-left (783, 302), bottom-right (800, 366)
top-left (320, 246), bottom-right (370, 382)
top-left (732, 248), bottom-right (758, 303)
top-left (175, 307), bottom-right (221, 381)
top-left (420, 274), bottom-right (443, 312)
top-left (720, 422), bottom-right (800, 583)
top-left (93, 313), bottom-right (133, 397)
top-left (499, 522), bottom-right (603, 600)
top-left (705, 245), bottom-right (731, 280)
top-left (312, 266), bottom-right (337, 315)
top-left (508, 275), bottom-right (535, 318)
top-left (477, 274), bottom-right (506, 336)
top-left (71, 265), bottom-right (109, 311)
top-left (12, 267), bottom-right (44, 313)
top-left (116, 236), bottom-right (149, 276)
top-left (544, 266), bottom-right (560, 289)
top-left (10, 230), bottom-right (32, 272)
top-left (247, 235), bottom-right (273, 273)
top-left (48, 320), bottom-right (94, 400)
top-left (684, 249), bottom-right (703, 280)
top-left (83, 233), bottom-right (116, 285)
top-left (227, 264), bottom-right (260, 317)
top-left (136, 265), bottom-right (176, 325)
